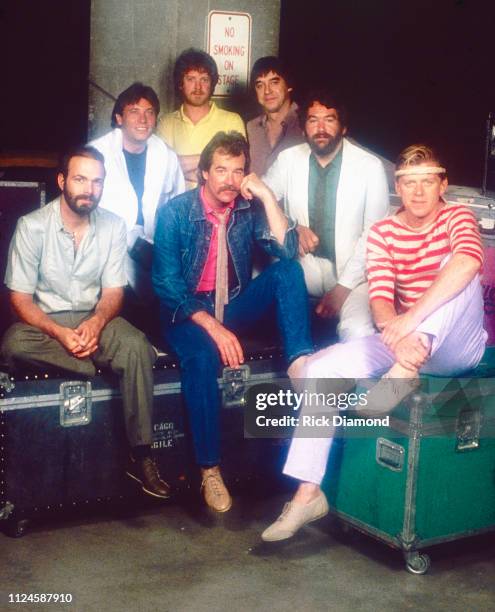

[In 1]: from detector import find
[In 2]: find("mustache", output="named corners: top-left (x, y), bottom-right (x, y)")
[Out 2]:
top-left (75, 194), bottom-right (97, 204)
top-left (312, 132), bottom-right (331, 139)
top-left (219, 185), bottom-right (239, 193)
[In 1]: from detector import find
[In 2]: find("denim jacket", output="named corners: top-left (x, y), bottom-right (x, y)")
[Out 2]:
top-left (152, 187), bottom-right (297, 323)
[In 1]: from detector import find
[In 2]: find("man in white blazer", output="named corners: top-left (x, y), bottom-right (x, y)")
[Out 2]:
top-left (90, 83), bottom-right (185, 301)
top-left (264, 89), bottom-right (389, 340)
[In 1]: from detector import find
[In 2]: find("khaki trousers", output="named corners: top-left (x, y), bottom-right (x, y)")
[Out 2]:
top-left (1, 313), bottom-right (155, 447)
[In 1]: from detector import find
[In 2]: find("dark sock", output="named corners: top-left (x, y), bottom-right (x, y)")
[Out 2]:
top-left (132, 444), bottom-right (151, 461)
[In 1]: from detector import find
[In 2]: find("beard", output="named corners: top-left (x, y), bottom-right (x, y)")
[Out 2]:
top-left (307, 130), bottom-right (344, 158)
top-left (63, 185), bottom-right (99, 216)
top-left (183, 89), bottom-right (211, 107)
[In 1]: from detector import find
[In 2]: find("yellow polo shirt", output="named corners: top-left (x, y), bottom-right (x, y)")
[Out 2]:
top-left (157, 102), bottom-right (246, 156)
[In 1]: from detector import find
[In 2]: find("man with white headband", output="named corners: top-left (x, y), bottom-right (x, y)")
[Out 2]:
top-left (262, 144), bottom-right (487, 542)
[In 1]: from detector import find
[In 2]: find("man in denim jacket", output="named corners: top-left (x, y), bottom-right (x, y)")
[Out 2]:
top-left (153, 131), bottom-right (313, 512)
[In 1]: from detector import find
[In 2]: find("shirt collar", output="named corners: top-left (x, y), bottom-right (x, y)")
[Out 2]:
top-left (258, 101), bottom-right (299, 129)
top-left (54, 196), bottom-right (97, 236)
top-left (179, 101), bottom-right (216, 126)
top-left (200, 186), bottom-right (235, 217)
top-left (189, 187), bottom-right (250, 222)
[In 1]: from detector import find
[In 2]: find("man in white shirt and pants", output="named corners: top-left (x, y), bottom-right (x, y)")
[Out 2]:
top-left (264, 89), bottom-right (389, 340)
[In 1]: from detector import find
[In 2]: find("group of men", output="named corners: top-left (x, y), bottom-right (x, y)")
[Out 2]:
top-left (1, 48), bottom-right (486, 539)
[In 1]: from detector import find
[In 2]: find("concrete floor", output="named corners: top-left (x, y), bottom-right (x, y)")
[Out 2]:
top-left (1, 488), bottom-right (494, 612)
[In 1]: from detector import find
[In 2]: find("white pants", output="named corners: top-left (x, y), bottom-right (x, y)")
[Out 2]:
top-left (300, 254), bottom-right (375, 341)
top-left (284, 273), bottom-right (487, 485)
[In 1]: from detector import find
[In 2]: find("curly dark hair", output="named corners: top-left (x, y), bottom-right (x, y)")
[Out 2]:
top-left (173, 48), bottom-right (219, 99)
top-left (298, 89), bottom-right (348, 130)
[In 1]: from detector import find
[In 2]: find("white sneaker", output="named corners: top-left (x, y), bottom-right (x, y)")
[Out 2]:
top-left (261, 491), bottom-right (329, 542)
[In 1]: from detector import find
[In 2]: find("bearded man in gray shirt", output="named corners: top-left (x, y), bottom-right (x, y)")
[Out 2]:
top-left (1, 146), bottom-right (169, 499)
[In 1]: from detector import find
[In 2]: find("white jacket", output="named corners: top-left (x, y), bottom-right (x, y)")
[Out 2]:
top-left (264, 139), bottom-right (389, 290)
top-left (90, 128), bottom-right (185, 246)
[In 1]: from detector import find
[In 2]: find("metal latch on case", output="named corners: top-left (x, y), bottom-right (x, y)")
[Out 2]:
top-left (222, 365), bottom-right (251, 407)
top-left (0, 371), bottom-right (15, 393)
top-left (376, 437), bottom-right (405, 471)
top-left (59, 381), bottom-right (92, 427)
top-left (456, 406), bottom-right (481, 451)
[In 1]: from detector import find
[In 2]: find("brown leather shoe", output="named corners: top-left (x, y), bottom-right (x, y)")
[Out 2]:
top-left (126, 456), bottom-right (171, 499)
top-left (201, 467), bottom-right (232, 512)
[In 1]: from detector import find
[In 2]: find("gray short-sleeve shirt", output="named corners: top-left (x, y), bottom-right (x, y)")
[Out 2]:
top-left (5, 198), bottom-right (127, 313)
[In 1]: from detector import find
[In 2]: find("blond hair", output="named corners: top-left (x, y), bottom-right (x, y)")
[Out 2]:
top-left (396, 144), bottom-right (447, 180)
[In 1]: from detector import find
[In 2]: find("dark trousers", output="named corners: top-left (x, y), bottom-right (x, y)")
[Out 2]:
top-left (164, 259), bottom-right (313, 466)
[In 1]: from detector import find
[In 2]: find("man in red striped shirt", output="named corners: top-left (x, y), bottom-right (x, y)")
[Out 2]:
top-left (262, 144), bottom-right (487, 542)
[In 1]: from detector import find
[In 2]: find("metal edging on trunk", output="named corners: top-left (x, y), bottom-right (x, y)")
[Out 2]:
top-left (399, 393), bottom-right (424, 549)
top-left (0, 371), bottom-right (288, 412)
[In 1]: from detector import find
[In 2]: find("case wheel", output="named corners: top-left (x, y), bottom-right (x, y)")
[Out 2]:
top-left (4, 518), bottom-right (30, 538)
top-left (404, 551), bottom-right (431, 575)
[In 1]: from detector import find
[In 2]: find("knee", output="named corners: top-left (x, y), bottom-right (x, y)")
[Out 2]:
top-left (112, 320), bottom-right (154, 360)
top-left (183, 343), bottom-right (220, 375)
top-left (338, 321), bottom-right (375, 342)
top-left (1, 324), bottom-right (32, 363)
top-left (271, 259), bottom-right (305, 284)
top-left (124, 327), bottom-right (152, 356)
top-left (306, 343), bottom-right (349, 378)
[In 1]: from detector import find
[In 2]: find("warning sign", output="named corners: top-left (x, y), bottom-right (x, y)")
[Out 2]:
top-left (207, 11), bottom-right (252, 97)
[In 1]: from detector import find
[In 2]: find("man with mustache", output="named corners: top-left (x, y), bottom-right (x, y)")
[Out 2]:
top-left (157, 48), bottom-right (245, 189)
top-left (152, 131), bottom-right (313, 512)
top-left (1, 146), bottom-right (170, 500)
top-left (264, 89), bottom-right (389, 341)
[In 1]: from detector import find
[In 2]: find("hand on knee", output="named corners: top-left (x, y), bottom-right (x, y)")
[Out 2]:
top-left (392, 332), bottom-right (432, 374)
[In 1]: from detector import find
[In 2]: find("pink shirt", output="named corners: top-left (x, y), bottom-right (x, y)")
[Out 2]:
top-left (196, 187), bottom-right (234, 292)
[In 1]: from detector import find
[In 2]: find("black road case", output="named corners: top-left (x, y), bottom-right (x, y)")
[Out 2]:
top-left (0, 345), bottom-right (290, 537)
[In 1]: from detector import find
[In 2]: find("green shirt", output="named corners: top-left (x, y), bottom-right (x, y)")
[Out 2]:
top-left (308, 147), bottom-right (343, 262)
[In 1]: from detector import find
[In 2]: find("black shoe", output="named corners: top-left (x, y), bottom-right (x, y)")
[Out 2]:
top-left (126, 456), bottom-right (171, 499)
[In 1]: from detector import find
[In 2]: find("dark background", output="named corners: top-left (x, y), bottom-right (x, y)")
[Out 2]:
top-left (1, 0), bottom-right (493, 187)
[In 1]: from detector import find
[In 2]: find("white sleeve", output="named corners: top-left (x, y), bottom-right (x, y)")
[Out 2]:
top-left (160, 149), bottom-right (186, 205)
top-left (263, 153), bottom-right (288, 210)
top-left (338, 158), bottom-right (390, 289)
top-left (101, 218), bottom-right (128, 288)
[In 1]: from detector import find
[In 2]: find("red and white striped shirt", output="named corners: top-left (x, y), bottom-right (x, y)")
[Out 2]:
top-left (366, 202), bottom-right (483, 312)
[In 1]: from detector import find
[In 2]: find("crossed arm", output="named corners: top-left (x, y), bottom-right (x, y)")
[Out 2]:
top-left (10, 287), bottom-right (123, 359)
top-left (372, 253), bottom-right (481, 369)
top-left (177, 154), bottom-right (200, 185)
top-left (192, 174), bottom-right (288, 368)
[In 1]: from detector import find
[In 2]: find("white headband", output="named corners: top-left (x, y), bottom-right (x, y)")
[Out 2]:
top-left (395, 165), bottom-right (446, 177)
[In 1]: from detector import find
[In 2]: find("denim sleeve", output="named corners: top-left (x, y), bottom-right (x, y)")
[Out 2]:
top-left (152, 205), bottom-right (206, 323)
top-left (252, 199), bottom-right (298, 259)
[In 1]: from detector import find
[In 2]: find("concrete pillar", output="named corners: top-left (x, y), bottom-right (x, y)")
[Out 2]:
top-left (89, 0), bottom-right (280, 139)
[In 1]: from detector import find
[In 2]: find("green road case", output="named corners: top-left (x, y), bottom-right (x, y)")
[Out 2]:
top-left (322, 348), bottom-right (495, 574)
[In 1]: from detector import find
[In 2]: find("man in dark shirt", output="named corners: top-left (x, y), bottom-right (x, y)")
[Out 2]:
top-left (247, 57), bottom-right (304, 176)
top-left (90, 83), bottom-right (185, 303)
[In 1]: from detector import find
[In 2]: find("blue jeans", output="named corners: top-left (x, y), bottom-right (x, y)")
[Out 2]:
top-left (163, 259), bottom-right (313, 466)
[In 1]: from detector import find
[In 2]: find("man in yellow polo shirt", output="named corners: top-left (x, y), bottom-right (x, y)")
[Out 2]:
top-left (157, 48), bottom-right (246, 189)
